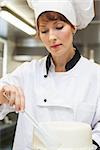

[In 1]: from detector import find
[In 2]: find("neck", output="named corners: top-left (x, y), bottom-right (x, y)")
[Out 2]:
top-left (52, 48), bottom-right (76, 72)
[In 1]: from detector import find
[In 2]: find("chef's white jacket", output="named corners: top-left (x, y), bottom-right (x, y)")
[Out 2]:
top-left (0, 56), bottom-right (100, 150)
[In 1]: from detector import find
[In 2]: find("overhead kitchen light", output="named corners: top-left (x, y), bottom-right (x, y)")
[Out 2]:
top-left (0, 6), bottom-right (36, 35)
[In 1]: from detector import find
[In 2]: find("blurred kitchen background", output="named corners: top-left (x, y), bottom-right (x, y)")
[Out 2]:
top-left (0, 0), bottom-right (100, 150)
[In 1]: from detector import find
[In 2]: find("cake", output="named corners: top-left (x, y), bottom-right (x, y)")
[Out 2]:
top-left (32, 122), bottom-right (92, 150)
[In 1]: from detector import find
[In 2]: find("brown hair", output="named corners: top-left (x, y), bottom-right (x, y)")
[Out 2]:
top-left (35, 11), bottom-right (74, 39)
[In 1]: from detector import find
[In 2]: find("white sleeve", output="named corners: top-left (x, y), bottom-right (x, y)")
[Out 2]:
top-left (92, 67), bottom-right (100, 147)
top-left (0, 62), bottom-right (28, 86)
top-left (0, 104), bottom-right (15, 120)
top-left (0, 62), bottom-right (29, 120)
top-left (92, 96), bottom-right (100, 147)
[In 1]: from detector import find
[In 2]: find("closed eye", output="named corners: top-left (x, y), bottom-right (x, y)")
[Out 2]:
top-left (56, 26), bottom-right (63, 30)
top-left (40, 26), bottom-right (63, 34)
top-left (41, 30), bottom-right (48, 34)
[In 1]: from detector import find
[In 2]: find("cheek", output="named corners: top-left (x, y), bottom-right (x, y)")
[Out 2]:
top-left (40, 33), bottom-right (47, 43)
top-left (39, 35), bottom-right (49, 48)
top-left (61, 28), bottom-right (73, 41)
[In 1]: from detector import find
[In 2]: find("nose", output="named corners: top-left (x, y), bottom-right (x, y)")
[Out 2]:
top-left (49, 29), bottom-right (57, 41)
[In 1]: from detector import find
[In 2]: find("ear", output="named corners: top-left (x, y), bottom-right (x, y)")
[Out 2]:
top-left (72, 26), bottom-right (77, 35)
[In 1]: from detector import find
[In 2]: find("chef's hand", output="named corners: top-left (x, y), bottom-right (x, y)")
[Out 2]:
top-left (0, 85), bottom-right (25, 112)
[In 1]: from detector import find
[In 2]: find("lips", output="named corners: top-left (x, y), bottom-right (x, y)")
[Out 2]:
top-left (51, 44), bottom-right (62, 48)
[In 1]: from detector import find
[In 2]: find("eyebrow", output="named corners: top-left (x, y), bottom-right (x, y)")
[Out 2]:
top-left (39, 24), bottom-right (47, 28)
top-left (39, 20), bottom-right (63, 28)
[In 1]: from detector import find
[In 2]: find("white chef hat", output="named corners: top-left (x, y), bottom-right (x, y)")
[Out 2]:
top-left (27, 0), bottom-right (95, 30)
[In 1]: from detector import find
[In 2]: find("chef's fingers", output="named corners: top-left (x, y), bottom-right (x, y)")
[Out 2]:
top-left (0, 86), bottom-right (9, 104)
top-left (2, 85), bottom-right (17, 106)
top-left (8, 85), bottom-right (24, 112)
top-left (2, 85), bottom-right (25, 112)
top-left (2, 85), bottom-right (10, 97)
top-left (2, 85), bottom-right (11, 103)
top-left (14, 93), bottom-right (21, 112)
top-left (8, 85), bottom-right (18, 107)
top-left (17, 87), bottom-right (25, 112)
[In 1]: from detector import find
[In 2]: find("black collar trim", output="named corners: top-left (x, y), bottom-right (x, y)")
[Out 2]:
top-left (44, 48), bottom-right (81, 77)
top-left (65, 49), bottom-right (81, 71)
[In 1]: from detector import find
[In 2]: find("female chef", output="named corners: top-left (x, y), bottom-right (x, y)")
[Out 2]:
top-left (0, 0), bottom-right (100, 150)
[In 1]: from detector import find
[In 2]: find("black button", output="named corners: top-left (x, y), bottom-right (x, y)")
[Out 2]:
top-left (44, 99), bottom-right (47, 102)
top-left (44, 75), bottom-right (47, 78)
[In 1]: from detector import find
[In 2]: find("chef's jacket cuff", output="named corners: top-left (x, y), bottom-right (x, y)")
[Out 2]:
top-left (0, 104), bottom-right (15, 120)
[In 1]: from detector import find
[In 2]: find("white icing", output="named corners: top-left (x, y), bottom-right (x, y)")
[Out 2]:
top-left (33, 122), bottom-right (92, 150)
